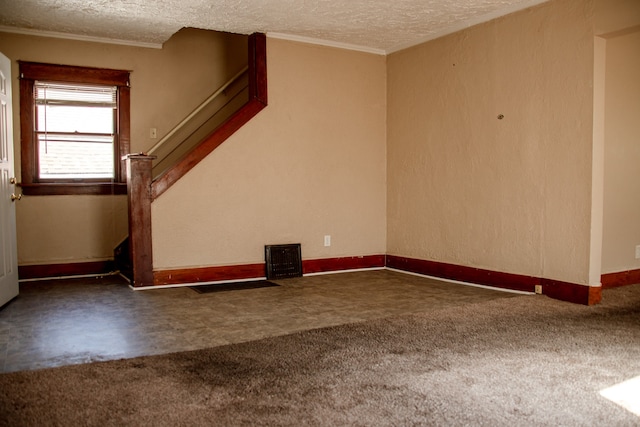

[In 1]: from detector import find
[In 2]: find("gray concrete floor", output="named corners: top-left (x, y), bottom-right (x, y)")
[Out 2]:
top-left (0, 269), bottom-right (521, 373)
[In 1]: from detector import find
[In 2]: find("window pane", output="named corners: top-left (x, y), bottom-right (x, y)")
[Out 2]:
top-left (33, 81), bottom-right (117, 181)
top-left (38, 133), bottom-right (114, 179)
top-left (36, 105), bottom-right (114, 134)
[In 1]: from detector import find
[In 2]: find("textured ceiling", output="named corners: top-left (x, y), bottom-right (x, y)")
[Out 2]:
top-left (0, 0), bottom-right (548, 53)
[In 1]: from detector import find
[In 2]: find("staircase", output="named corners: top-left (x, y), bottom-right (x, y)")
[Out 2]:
top-left (117, 33), bottom-right (267, 287)
top-left (148, 66), bottom-right (250, 181)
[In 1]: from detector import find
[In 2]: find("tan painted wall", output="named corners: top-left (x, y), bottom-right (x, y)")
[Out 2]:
top-left (0, 29), bottom-right (247, 265)
top-left (387, 0), bottom-right (596, 285)
top-left (3, 0), bottom-right (635, 281)
top-left (595, 0), bottom-right (640, 35)
top-left (152, 38), bottom-right (387, 269)
top-left (601, 29), bottom-right (640, 274)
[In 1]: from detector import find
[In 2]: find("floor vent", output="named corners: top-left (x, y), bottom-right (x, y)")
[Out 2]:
top-left (265, 244), bottom-right (302, 280)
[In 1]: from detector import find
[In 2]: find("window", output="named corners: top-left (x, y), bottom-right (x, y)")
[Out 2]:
top-left (35, 82), bottom-right (117, 180)
top-left (19, 62), bottom-right (130, 195)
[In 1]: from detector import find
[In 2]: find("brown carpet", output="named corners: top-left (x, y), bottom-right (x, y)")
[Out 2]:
top-left (1, 284), bottom-right (639, 426)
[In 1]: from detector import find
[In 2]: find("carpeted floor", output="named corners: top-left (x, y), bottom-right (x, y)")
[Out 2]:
top-left (1, 284), bottom-right (639, 426)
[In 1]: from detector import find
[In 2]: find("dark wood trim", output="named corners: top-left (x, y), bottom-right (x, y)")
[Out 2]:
top-left (154, 264), bottom-right (266, 286)
top-left (601, 269), bottom-right (640, 289)
top-left (152, 255), bottom-right (385, 286)
top-left (19, 77), bottom-right (36, 185)
top-left (117, 85), bottom-right (131, 183)
top-left (125, 155), bottom-right (155, 287)
top-left (386, 255), bottom-right (538, 293)
top-left (18, 61), bottom-right (130, 86)
top-left (20, 183), bottom-right (127, 196)
top-left (18, 61), bottom-right (130, 195)
top-left (386, 255), bottom-right (600, 305)
top-left (303, 255), bottom-right (386, 274)
top-left (541, 277), bottom-right (602, 305)
top-left (18, 261), bottom-right (115, 280)
top-left (151, 32), bottom-right (267, 200)
top-left (248, 33), bottom-right (268, 105)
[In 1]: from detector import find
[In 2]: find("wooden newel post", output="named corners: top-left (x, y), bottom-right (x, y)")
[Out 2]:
top-left (124, 154), bottom-right (156, 287)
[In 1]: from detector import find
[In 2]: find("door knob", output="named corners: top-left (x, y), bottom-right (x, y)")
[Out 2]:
top-left (9, 177), bottom-right (17, 185)
top-left (11, 193), bottom-right (22, 202)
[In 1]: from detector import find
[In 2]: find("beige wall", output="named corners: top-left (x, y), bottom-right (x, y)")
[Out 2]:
top-left (595, 0), bottom-right (640, 35)
top-left (152, 38), bottom-right (387, 269)
top-left (0, 29), bottom-right (246, 265)
top-left (601, 28), bottom-right (640, 274)
top-left (387, 0), bottom-right (596, 285)
top-left (4, 0), bottom-right (638, 282)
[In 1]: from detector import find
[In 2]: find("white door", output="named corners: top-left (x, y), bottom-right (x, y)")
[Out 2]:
top-left (0, 52), bottom-right (19, 307)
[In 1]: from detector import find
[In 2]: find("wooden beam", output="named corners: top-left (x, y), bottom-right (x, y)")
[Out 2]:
top-left (124, 154), bottom-right (155, 287)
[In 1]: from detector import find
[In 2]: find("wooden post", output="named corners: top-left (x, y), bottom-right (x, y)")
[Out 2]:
top-left (124, 154), bottom-right (156, 287)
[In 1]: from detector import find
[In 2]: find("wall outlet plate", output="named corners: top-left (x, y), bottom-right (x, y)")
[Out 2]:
top-left (636, 245), bottom-right (640, 259)
top-left (534, 285), bottom-right (543, 294)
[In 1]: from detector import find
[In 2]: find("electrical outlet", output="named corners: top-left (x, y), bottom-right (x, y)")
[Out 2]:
top-left (150, 128), bottom-right (157, 139)
top-left (534, 285), bottom-right (543, 295)
top-left (636, 245), bottom-right (640, 260)
top-left (324, 235), bottom-right (331, 247)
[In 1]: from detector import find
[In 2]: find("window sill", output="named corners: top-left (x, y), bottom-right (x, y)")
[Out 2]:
top-left (19, 182), bottom-right (127, 196)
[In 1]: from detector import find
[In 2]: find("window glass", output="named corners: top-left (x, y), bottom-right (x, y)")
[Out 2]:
top-left (38, 134), bottom-right (114, 179)
top-left (34, 81), bottom-right (116, 180)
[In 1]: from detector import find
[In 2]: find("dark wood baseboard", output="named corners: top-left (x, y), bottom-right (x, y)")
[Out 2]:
top-left (303, 255), bottom-right (386, 274)
top-left (386, 255), bottom-right (538, 293)
top-left (18, 260), bottom-right (115, 280)
top-left (386, 255), bottom-right (601, 305)
top-left (23, 254), bottom-right (611, 306)
top-left (540, 277), bottom-right (601, 306)
top-left (153, 263), bottom-right (266, 286)
top-left (601, 268), bottom-right (640, 289)
top-left (153, 255), bottom-right (386, 286)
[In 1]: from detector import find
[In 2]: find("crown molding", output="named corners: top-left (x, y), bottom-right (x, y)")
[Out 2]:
top-left (0, 25), bottom-right (164, 49)
top-left (267, 32), bottom-right (386, 56)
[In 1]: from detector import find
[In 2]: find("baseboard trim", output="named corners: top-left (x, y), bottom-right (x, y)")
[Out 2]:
top-left (152, 255), bottom-right (386, 286)
top-left (541, 277), bottom-right (602, 306)
top-left (601, 269), bottom-right (640, 289)
top-left (153, 263), bottom-right (266, 286)
top-left (18, 260), bottom-right (115, 280)
top-left (303, 255), bottom-right (386, 274)
top-left (386, 255), bottom-right (601, 305)
top-left (386, 255), bottom-right (538, 293)
top-left (22, 255), bottom-right (607, 306)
